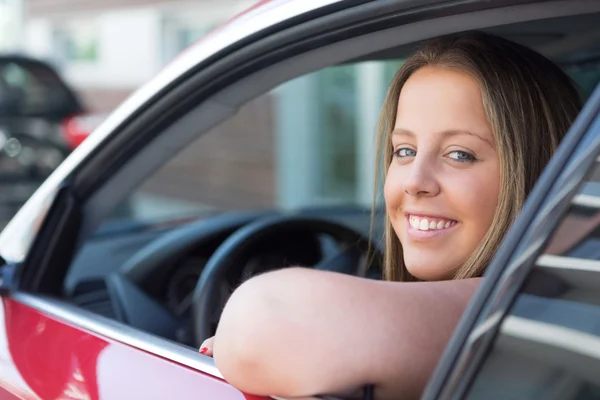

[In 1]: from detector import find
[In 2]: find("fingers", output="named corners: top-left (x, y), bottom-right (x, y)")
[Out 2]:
top-left (199, 336), bottom-right (215, 357)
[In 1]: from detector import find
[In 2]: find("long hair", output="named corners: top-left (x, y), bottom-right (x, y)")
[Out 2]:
top-left (373, 32), bottom-right (582, 281)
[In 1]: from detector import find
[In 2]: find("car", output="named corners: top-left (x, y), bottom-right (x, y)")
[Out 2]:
top-left (0, 0), bottom-right (600, 399)
top-left (0, 54), bottom-right (88, 226)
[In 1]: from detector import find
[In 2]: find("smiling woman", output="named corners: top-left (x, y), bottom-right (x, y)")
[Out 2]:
top-left (386, 66), bottom-right (501, 281)
top-left (378, 31), bottom-right (582, 282)
top-left (205, 31), bottom-right (584, 399)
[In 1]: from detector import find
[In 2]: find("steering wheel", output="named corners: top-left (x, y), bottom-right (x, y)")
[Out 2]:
top-left (191, 215), bottom-right (382, 345)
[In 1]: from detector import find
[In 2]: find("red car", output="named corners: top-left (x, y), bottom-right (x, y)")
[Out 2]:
top-left (1, 0), bottom-right (600, 399)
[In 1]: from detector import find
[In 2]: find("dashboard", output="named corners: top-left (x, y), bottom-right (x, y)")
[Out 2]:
top-left (64, 207), bottom-right (384, 345)
top-left (161, 229), bottom-right (325, 318)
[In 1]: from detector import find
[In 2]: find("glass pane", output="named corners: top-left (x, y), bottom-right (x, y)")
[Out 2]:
top-left (465, 152), bottom-right (600, 400)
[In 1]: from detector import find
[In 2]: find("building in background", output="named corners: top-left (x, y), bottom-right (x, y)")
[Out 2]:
top-left (0, 0), bottom-right (24, 51)
top-left (16, 0), bottom-right (401, 216)
top-left (23, 0), bottom-right (257, 112)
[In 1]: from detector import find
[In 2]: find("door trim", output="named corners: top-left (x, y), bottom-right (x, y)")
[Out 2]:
top-left (9, 292), bottom-right (224, 379)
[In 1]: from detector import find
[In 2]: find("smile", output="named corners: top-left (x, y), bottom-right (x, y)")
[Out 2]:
top-left (405, 214), bottom-right (459, 240)
top-left (408, 215), bottom-right (457, 231)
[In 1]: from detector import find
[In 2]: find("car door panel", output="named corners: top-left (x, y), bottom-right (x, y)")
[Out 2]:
top-left (0, 298), bottom-right (264, 400)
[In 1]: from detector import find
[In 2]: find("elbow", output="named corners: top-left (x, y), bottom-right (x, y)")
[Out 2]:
top-left (213, 267), bottom-right (342, 396)
top-left (212, 270), bottom-right (291, 395)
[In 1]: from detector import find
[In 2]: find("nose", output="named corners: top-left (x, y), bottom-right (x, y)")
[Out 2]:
top-left (402, 155), bottom-right (440, 197)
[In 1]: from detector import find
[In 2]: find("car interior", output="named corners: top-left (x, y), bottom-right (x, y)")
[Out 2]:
top-left (57, 6), bottom-right (600, 351)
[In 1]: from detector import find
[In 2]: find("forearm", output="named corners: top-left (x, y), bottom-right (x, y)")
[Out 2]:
top-left (213, 267), bottom-right (480, 399)
top-left (214, 268), bottom-right (366, 397)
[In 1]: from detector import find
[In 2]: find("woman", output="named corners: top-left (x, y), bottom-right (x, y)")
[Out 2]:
top-left (200, 32), bottom-right (582, 399)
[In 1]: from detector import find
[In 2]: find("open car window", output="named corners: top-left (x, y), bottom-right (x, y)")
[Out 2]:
top-left (66, 59), bottom-right (402, 320)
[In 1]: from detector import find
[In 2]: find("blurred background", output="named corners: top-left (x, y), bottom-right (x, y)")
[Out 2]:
top-left (0, 0), bottom-right (264, 228)
top-left (4, 2), bottom-right (600, 237)
top-left (0, 0), bottom-right (404, 234)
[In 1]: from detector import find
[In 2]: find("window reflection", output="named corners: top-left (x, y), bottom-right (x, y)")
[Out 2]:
top-left (465, 157), bottom-right (600, 399)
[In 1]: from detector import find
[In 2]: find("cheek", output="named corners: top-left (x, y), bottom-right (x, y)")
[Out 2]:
top-left (449, 168), bottom-right (500, 233)
top-left (383, 165), bottom-right (404, 212)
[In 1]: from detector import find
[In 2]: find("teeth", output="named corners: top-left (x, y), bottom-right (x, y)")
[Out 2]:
top-left (409, 215), bottom-right (456, 231)
top-left (410, 216), bottom-right (420, 229)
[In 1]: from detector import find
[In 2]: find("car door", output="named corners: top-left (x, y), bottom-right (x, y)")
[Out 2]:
top-left (424, 82), bottom-right (600, 399)
top-left (0, 297), bottom-right (260, 400)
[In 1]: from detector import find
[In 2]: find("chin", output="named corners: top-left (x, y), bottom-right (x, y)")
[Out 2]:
top-left (404, 258), bottom-right (457, 281)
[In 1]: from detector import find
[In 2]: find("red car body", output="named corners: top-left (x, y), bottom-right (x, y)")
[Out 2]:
top-left (0, 297), bottom-right (264, 399)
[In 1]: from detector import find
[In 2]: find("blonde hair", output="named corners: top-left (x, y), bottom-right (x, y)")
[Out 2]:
top-left (373, 32), bottom-right (582, 282)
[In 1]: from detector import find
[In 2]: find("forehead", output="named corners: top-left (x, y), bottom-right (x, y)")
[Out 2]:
top-left (394, 66), bottom-right (493, 140)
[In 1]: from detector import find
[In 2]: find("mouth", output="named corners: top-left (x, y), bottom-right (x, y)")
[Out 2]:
top-left (405, 214), bottom-right (459, 239)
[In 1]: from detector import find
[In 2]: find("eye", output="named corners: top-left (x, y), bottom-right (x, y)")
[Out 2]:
top-left (393, 147), bottom-right (416, 158)
top-left (447, 150), bottom-right (477, 163)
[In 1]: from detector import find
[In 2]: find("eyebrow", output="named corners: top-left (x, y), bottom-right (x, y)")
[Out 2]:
top-left (391, 128), bottom-right (494, 147)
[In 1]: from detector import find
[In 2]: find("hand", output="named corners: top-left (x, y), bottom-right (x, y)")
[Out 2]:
top-left (199, 336), bottom-right (215, 357)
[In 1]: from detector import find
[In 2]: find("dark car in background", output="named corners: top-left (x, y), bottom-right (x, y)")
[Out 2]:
top-left (0, 54), bottom-right (86, 223)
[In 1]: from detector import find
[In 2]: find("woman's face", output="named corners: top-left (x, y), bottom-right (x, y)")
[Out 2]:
top-left (384, 66), bottom-right (500, 280)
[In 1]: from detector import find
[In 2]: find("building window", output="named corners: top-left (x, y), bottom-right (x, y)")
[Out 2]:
top-left (53, 19), bottom-right (99, 64)
top-left (161, 14), bottom-right (218, 65)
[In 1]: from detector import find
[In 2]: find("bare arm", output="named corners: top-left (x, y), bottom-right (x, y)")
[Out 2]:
top-left (212, 267), bottom-right (480, 399)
